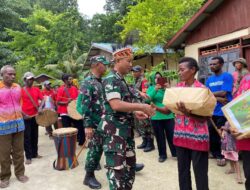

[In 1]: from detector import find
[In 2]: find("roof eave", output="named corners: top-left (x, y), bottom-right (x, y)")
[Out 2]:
top-left (165, 0), bottom-right (224, 49)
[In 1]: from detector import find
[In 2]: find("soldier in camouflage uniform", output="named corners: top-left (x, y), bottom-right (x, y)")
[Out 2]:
top-left (98, 48), bottom-right (155, 190)
top-left (77, 55), bottom-right (110, 189)
top-left (132, 65), bottom-right (155, 152)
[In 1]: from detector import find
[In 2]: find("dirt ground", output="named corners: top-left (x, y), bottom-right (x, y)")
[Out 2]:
top-left (6, 128), bottom-right (245, 190)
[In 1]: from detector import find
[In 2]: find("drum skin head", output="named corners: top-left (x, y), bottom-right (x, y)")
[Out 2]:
top-left (53, 127), bottom-right (78, 136)
top-left (36, 109), bottom-right (58, 127)
top-left (67, 100), bottom-right (83, 120)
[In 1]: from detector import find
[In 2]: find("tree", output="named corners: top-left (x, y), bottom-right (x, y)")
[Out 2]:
top-left (44, 45), bottom-right (86, 79)
top-left (104, 0), bottom-right (137, 15)
top-left (29, 0), bottom-right (78, 13)
top-left (118, 0), bottom-right (204, 50)
top-left (0, 0), bottom-right (32, 66)
top-left (88, 13), bottom-right (123, 43)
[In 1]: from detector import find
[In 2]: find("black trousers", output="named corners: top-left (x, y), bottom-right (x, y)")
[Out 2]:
top-left (176, 146), bottom-right (209, 190)
top-left (151, 119), bottom-right (176, 158)
top-left (242, 151), bottom-right (250, 190)
top-left (61, 115), bottom-right (85, 145)
top-left (24, 117), bottom-right (39, 160)
top-left (208, 116), bottom-right (227, 159)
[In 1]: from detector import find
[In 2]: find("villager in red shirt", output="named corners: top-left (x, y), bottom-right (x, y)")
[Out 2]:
top-left (56, 74), bottom-right (85, 145)
top-left (175, 57), bottom-right (209, 190)
top-left (41, 80), bottom-right (57, 138)
top-left (21, 72), bottom-right (43, 165)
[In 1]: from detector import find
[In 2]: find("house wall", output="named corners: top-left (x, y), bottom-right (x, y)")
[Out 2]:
top-left (186, 0), bottom-right (250, 45)
top-left (133, 54), bottom-right (165, 69)
top-left (99, 50), bottom-right (113, 62)
top-left (184, 28), bottom-right (250, 60)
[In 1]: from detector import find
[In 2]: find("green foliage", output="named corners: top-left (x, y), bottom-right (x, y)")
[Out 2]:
top-left (0, 0), bottom-right (32, 66)
top-left (105, 0), bottom-right (137, 15)
top-left (125, 62), bottom-right (179, 85)
top-left (30, 0), bottom-right (78, 13)
top-left (88, 13), bottom-right (123, 43)
top-left (118, 0), bottom-right (204, 49)
top-left (2, 8), bottom-right (88, 81)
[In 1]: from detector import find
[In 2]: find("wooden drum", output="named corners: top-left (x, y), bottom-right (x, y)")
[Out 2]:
top-left (52, 128), bottom-right (78, 170)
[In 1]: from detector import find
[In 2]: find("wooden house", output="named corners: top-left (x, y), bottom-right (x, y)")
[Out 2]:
top-left (166, 0), bottom-right (250, 82)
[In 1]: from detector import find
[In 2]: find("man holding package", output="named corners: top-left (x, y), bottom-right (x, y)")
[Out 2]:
top-left (206, 56), bottom-right (233, 166)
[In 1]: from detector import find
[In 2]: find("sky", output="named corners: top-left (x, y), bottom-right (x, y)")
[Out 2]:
top-left (78, 0), bottom-right (106, 18)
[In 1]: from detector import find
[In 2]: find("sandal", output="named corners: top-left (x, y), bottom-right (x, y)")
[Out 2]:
top-left (217, 159), bottom-right (226, 166)
top-left (0, 180), bottom-right (9, 188)
top-left (17, 175), bottom-right (29, 183)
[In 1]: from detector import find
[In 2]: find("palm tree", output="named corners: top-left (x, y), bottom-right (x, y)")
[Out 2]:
top-left (45, 45), bottom-right (87, 79)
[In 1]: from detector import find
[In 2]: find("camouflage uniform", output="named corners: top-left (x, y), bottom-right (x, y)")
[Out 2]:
top-left (133, 76), bottom-right (154, 139)
top-left (78, 73), bottom-right (104, 172)
top-left (98, 71), bottom-right (136, 190)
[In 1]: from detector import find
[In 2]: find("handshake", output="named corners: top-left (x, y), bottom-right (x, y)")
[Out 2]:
top-left (134, 104), bottom-right (156, 120)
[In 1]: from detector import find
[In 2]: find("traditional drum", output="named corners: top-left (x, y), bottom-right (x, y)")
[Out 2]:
top-left (53, 127), bottom-right (78, 170)
top-left (36, 96), bottom-right (58, 127)
top-left (163, 87), bottom-right (216, 116)
top-left (67, 100), bottom-right (82, 120)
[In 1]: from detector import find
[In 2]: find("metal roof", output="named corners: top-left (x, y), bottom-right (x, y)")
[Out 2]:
top-left (165, 0), bottom-right (224, 49)
top-left (83, 43), bottom-right (165, 70)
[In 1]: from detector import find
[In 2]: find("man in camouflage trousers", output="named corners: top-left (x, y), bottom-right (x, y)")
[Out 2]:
top-left (132, 65), bottom-right (155, 152)
top-left (98, 48), bottom-right (155, 190)
top-left (77, 55), bottom-right (110, 189)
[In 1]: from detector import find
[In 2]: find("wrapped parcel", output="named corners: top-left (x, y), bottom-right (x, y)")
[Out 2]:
top-left (163, 87), bottom-right (216, 116)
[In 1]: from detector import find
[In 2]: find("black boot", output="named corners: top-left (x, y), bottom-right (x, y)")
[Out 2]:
top-left (83, 171), bottom-right (102, 189)
top-left (143, 137), bottom-right (155, 152)
top-left (95, 163), bottom-right (101, 171)
top-left (135, 163), bottom-right (144, 172)
top-left (137, 137), bottom-right (147, 149)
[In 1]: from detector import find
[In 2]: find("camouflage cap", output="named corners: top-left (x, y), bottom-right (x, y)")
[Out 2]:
top-left (90, 55), bottom-right (110, 65)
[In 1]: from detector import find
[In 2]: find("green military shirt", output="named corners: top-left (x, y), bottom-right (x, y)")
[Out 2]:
top-left (98, 70), bottom-right (134, 138)
top-left (77, 73), bottom-right (103, 129)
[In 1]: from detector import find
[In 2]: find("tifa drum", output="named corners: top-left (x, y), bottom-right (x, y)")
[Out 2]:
top-left (52, 127), bottom-right (78, 170)
top-left (36, 96), bottom-right (58, 127)
top-left (67, 100), bottom-right (82, 120)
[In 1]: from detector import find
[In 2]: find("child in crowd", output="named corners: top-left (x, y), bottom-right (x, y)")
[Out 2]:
top-left (221, 121), bottom-right (243, 184)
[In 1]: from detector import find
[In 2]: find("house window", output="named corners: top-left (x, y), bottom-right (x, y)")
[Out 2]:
top-left (198, 40), bottom-right (240, 83)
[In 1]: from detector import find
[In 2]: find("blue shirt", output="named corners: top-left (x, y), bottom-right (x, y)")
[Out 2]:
top-left (206, 72), bottom-right (233, 116)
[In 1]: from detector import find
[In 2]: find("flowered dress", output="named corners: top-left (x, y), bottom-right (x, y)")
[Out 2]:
top-left (221, 122), bottom-right (238, 161)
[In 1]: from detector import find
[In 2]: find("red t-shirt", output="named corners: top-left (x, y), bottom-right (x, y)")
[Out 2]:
top-left (42, 89), bottom-right (56, 101)
top-left (21, 87), bottom-right (43, 116)
top-left (56, 85), bottom-right (78, 114)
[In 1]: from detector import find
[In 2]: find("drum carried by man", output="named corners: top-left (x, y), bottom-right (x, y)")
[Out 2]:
top-left (56, 73), bottom-right (85, 146)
